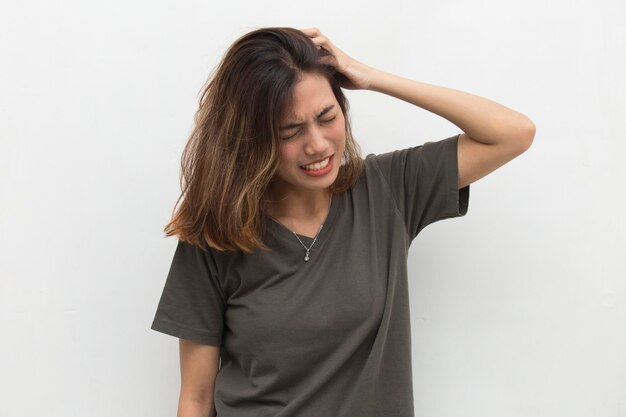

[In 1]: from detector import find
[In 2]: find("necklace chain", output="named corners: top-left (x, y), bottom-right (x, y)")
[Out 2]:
top-left (291, 224), bottom-right (324, 262)
top-left (269, 194), bottom-right (332, 262)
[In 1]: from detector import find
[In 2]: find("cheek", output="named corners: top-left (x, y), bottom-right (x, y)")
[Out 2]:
top-left (333, 121), bottom-right (347, 147)
top-left (335, 116), bottom-right (347, 137)
top-left (278, 145), bottom-right (298, 169)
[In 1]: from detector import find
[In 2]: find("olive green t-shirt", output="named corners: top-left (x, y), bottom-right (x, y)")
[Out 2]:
top-left (151, 134), bottom-right (470, 416)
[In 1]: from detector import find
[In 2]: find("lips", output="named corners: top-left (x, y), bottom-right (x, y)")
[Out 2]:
top-left (299, 154), bottom-right (334, 177)
top-left (300, 155), bottom-right (333, 171)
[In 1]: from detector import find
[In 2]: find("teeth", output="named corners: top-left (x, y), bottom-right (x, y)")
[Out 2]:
top-left (301, 156), bottom-right (330, 171)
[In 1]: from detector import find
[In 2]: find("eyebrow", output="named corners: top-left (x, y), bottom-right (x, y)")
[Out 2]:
top-left (279, 104), bottom-right (335, 131)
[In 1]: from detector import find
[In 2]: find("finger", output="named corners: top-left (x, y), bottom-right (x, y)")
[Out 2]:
top-left (300, 28), bottom-right (328, 44)
top-left (318, 55), bottom-right (334, 65)
top-left (299, 27), bottom-right (321, 36)
top-left (308, 36), bottom-right (322, 47)
top-left (309, 36), bottom-right (331, 50)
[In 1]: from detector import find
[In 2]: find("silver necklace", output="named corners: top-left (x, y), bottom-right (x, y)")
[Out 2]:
top-left (269, 194), bottom-right (332, 262)
top-left (291, 223), bottom-right (324, 262)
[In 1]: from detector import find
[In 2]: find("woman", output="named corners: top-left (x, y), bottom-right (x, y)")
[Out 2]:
top-left (151, 27), bottom-right (535, 417)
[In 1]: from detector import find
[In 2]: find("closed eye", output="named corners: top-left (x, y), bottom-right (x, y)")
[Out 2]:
top-left (281, 129), bottom-right (301, 141)
top-left (280, 115), bottom-right (338, 140)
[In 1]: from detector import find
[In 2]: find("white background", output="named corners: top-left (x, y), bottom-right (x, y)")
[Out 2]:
top-left (1, 0), bottom-right (625, 416)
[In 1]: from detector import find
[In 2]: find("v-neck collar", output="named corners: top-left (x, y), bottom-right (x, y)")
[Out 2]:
top-left (264, 191), bottom-right (342, 250)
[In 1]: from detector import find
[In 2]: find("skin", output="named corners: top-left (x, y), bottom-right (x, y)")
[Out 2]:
top-left (178, 339), bottom-right (219, 417)
top-left (178, 27), bottom-right (536, 417)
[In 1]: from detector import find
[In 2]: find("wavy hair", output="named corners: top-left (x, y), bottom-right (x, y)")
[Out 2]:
top-left (163, 27), bottom-right (364, 252)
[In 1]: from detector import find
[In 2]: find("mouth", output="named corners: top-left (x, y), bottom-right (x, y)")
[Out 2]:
top-left (300, 155), bottom-right (333, 171)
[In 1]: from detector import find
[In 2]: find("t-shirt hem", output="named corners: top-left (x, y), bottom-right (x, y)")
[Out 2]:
top-left (443, 134), bottom-right (470, 219)
top-left (151, 318), bottom-right (222, 346)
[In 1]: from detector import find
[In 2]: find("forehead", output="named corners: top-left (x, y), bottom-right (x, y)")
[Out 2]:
top-left (282, 73), bottom-right (337, 120)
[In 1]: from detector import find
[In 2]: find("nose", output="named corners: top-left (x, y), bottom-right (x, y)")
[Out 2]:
top-left (303, 125), bottom-right (328, 156)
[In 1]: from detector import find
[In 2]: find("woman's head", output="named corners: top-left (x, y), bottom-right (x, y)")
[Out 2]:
top-left (207, 27), bottom-right (362, 191)
top-left (164, 27), bottom-right (363, 252)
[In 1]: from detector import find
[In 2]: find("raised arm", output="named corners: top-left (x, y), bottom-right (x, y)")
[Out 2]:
top-left (178, 339), bottom-right (220, 417)
top-left (300, 27), bottom-right (536, 189)
top-left (364, 72), bottom-right (535, 189)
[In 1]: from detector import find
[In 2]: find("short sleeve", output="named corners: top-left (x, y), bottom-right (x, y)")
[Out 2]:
top-left (150, 240), bottom-right (226, 346)
top-left (369, 134), bottom-right (470, 241)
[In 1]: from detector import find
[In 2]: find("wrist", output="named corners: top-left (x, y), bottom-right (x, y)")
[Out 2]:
top-left (365, 67), bottom-right (393, 92)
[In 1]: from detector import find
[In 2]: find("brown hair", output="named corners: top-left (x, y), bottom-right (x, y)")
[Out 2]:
top-left (163, 27), bottom-right (364, 253)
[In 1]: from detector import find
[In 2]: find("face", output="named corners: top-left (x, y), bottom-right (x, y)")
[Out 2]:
top-left (272, 73), bottom-right (346, 197)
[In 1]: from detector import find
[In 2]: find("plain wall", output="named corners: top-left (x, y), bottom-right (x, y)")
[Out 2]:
top-left (1, 0), bottom-right (624, 416)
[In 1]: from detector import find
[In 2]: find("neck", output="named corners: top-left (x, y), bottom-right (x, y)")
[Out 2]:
top-left (263, 186), bottom-right (332, 222)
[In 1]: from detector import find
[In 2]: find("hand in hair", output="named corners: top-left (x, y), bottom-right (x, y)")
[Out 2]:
top-left (299, 27), bottom-right (376, 91)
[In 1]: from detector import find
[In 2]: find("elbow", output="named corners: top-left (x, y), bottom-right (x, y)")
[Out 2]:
top-left (515, 116), bottom-right (536, 153)
top-left (525, 118), bottom-right (536, 147)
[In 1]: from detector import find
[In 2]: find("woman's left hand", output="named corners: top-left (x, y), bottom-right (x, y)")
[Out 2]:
top-left (300, 27), bottom-right (376, 90)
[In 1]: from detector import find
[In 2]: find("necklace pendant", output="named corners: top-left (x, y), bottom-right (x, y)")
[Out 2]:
top-left (304, 254), bottom-right (310, 262)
